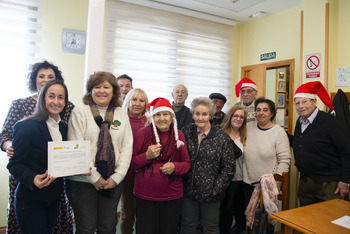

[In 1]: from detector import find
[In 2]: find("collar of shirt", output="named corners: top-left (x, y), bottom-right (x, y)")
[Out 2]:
top-left (299, 107), bottom-right (319, 125)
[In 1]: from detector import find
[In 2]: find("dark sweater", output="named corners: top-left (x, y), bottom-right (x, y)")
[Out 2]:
top-left (181, 123), bottom-right (241, 202)
top-left (293, 110), bottom-right (350, 183)
top-left (173, 105), bottom-right (193, 130)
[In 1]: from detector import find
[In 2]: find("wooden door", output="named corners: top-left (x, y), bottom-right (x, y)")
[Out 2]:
top-left (241, 64), bottom-right (266, 98)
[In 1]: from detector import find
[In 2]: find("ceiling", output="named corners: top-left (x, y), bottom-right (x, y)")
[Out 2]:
top-left (119, 0), bottom-right (302, 26)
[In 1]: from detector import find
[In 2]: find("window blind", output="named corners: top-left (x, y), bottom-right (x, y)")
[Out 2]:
top-left (0, 0), bottom-right (42, 117)
top-left (104, 0), bottom-right (233, 110)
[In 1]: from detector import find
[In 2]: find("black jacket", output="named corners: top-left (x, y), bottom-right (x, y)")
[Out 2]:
top-left (181, 123), bottom-right (241, 202)
top-left (7, 119), bottom-right (66, 202)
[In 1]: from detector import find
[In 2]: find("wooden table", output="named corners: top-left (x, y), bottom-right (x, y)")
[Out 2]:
top-left (270, 199), bottom-right (350, 234)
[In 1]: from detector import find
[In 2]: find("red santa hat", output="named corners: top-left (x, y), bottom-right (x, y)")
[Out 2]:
top-left (146, 97), bottom-right (184, 148)
top-left (293, 81), bottom-right (334, 110)
top-left (235, 77), bottom-right (257, 97)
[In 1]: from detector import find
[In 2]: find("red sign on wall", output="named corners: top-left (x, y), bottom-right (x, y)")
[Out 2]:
top-left (305, 53), bottom-right (321, 78)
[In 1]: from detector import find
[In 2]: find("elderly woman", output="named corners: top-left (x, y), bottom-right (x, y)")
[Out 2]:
top-left (67, 71), bottom-right (133, 233)
top-left (0, 61), bottom-right (74, 233)
top-left (7, 80), bottom-right (69, 233)
top-left (131, 97), bottom-right (190, 234)
top-left (181, 97), bottom-right (239, 234)
top-left (120, 88), bottom-right (150, 234)
top-left (243, 98), bottom-right (291, 206)
top-left (219, 106), bottom-right (247, 234)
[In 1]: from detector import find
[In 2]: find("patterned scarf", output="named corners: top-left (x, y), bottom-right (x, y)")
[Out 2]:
top-left (90, 101), bottom-right (116, 197)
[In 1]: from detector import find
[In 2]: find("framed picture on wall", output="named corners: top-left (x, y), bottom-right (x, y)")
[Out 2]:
top-left (279, 72), bottom-right (285, 80)
top-left (278, 81), bottom-right (286, 92)
top-left (277, 93), bottom-right (286, 108)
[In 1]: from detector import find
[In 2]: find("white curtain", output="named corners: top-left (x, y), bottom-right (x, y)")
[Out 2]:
top-left (104, 0), bottom-right (233, 109)
top-left (0, 0), bottom-right (43, 119)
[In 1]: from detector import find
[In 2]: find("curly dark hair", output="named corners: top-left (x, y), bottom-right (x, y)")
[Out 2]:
top-left (254, 97), bottom-right (276, 121)
top-left (27, 60), bottom-right (64, 93)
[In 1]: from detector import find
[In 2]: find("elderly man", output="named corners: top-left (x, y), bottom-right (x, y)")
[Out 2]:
top-left (209, 93), bottom-right (227, 126)
top-left (234, 78), bottom-right (258, 122)
top-left (117, 74), bottom-right (133, 101)
top-left (171, 84), bottom-right (193, 130)
top-left (293, 81), bottom-right (350, 206)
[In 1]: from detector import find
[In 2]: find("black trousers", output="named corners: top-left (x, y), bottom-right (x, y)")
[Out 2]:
top-left (15, 197), bottom-right (60, 234)
top-left (134, 196), bottom-right (182, 234)
top-left (219, 180), bottom-right (246, 233)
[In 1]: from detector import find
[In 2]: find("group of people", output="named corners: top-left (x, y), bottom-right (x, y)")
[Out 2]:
top-left (1, 60), bottom-right (349, 234)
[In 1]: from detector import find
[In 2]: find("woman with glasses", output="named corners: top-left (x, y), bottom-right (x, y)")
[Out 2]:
top-left (219, 106), bottom-right (247, 234)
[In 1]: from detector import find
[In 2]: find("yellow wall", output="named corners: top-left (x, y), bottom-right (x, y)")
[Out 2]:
top-left (41, 0), bottom-right (89, 106)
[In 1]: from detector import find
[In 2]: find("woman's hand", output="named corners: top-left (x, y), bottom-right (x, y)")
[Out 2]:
top-left (33, 170), bottom-right (56, 189)
top-left (93, 177), bottom-right (108, 190)
top-left (160, 162), bottom-right (175, 175)
top-left (104, 178), bottom-right (117, 189)
top-left (83, 167), bottom-right (92, 176)
top-left (3, 141), bottom-right (14, 158)
top-left (146, 144), bottom-right (162, 160)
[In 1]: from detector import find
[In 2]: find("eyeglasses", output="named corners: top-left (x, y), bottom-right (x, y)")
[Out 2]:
top-left (240, 89), bottom-right (254, 95)
top-left (294, 99), bottom-right (312, 107)
top-left (233, 114), bottom-right (245, 120)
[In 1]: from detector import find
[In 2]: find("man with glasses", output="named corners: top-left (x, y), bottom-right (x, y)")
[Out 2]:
top-left (234, 78), bottom-right (258, 122)
top-left (293, 81), bottom-right (350, 206)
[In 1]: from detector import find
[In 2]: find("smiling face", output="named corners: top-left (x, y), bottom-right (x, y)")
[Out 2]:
top-left (153, 111), bottom-right (172, 132)
top-left (231, 109), bottom-right (245, 130)
top-left (118, 78), bottom-right (132, 100)
top-left (172, 85), bottom-right (188, 106)
top-left (129, 93), bottom-right (146, 118)
top-left (256, 102), bottom-right (273, 126)
top-left (193, 104), bottom-right (211, 132)
top-left (295, 97), bottom-right (317, 120)
top-left (36, 68), bottom-right (56, 92)
top-left (91, 80), bottom-right (114, 107)
top-left (45, 84), bottom-right (66, 121)
top-left (240, 87), bottom-right (257, 106)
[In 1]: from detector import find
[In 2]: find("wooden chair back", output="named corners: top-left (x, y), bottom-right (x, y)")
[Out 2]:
top-left (274, 172), bottom-right (290, 211)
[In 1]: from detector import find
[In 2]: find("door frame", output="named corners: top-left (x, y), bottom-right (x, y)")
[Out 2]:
top-left (241, 59), bottom-right (295, 134)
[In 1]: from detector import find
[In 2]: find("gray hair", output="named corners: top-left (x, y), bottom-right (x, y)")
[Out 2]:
top-left (190, 97), bottom-right (215, 119)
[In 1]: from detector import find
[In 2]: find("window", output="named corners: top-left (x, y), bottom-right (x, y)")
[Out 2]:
top-left (0, 0), bottom-right (43, 117)
top-left (104, 0), bottom-right (233, 109)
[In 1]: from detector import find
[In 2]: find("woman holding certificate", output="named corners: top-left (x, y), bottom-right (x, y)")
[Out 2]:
top-left (67, 71), bottom-right (133, 234)
top-left (7, 80), bottom-right (69, 234)
top-left (131, 97), bottom-right (191, 234)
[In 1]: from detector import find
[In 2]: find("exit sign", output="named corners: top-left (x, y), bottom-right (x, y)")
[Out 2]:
top-left (260, 52), bottom-right (276, 61)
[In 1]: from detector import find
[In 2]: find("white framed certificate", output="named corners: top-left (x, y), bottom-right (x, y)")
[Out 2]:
top-left (48, 140), bottom-right (90, 177)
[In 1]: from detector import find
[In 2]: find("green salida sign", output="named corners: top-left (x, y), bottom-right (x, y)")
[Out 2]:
top-left (260, 52), bottom-right (276, 61)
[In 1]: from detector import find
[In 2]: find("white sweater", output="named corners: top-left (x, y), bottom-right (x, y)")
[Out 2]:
top-left (243, 121), bottom-right (291, 185)
top-left (67, 103), bottom-right (133, 185)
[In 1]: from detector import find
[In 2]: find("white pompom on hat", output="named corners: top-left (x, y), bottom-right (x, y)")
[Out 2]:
top-left (146, 97), bottom-right (184, 148)
top-left (293, 81), bottom-right (334, 111)
top-left (235, 77), bottom-right (257, 97)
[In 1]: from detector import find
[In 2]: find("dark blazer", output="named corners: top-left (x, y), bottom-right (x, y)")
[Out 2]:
top-left (7, 119), bottom-right (67, 202)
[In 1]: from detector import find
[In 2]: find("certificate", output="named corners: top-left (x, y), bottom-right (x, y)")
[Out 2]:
top-left (48, 140), bottom-right (90, 177)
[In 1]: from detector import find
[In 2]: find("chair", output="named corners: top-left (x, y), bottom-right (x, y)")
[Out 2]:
top-left (274, 172), bottom-right (290, 211)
